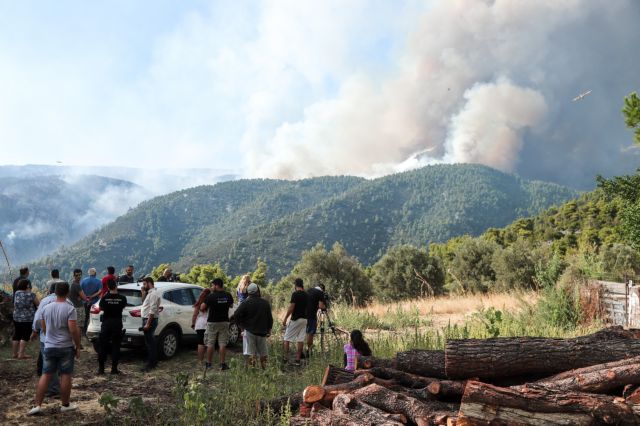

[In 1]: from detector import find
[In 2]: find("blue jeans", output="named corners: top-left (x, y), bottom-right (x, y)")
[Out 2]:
top-left (39, 342), bottom-right (60, 394)
top-left (43, 346), bottom-right (75, 375)
top-left (143, 318), bottom-right (158, 368)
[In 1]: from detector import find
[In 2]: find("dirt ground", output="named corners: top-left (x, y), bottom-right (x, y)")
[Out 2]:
top-left (0, 338), bottom-right (225, 425)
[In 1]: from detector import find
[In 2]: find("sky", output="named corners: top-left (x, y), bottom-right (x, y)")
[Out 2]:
top-left (1, 0), bottom-right (639, 189)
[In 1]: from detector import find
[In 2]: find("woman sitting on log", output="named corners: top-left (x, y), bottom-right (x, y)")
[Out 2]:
top-left (344, 330), bottom-right (371, 371)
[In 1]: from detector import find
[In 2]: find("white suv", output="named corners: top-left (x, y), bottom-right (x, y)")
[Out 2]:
top-left (86, 282), bottom-right (239, 359)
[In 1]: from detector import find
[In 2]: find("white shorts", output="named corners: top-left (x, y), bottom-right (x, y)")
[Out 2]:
top-left (283, 318), bottom-right (307, 343)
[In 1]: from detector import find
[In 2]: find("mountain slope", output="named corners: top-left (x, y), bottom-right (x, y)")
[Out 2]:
top-left (31, 165), bottom-right (577, 282)
top-left (0, 175), bottom-right (146, 265)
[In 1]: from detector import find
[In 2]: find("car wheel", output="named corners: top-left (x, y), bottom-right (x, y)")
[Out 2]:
top-left (158, 328), bottom-right (179, 359)
top-left (227, 321), bottom-right (240, 347)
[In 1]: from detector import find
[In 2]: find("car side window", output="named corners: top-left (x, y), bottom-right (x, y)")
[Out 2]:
top-left (162, 291), bottom-right (173, 303)
top-left (169, 289), bottom-right (194, 306)
top-left (191, 288), bottom-right (203, 302)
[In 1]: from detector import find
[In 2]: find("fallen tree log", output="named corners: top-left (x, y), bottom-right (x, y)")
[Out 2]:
top-left (333, 393), bottom-right (407, 425)
top-left (350, 383), bottom-right (457, 426)
top-left (395, 350), bottom-right (447, 379)
top-left (356, 367), bottom-right (436, 388)
top-left (322, 364), bottom-right (355, 386)
top-left (519, 356), bottom-right (640, 394)
top-left (360, 356), bottom-right (396, 370)
top-left (303, 373), bottom-right (376, 406)
top-left (446, 326), bottom-right (640, 380)
top-left (458, 380), bottom-right (638, 425)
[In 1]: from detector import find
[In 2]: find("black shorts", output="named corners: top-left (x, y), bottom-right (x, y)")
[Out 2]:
top-left (13, 321), bottom-right (32, 341)
top-left (196, 329), bottom-right (205, 346)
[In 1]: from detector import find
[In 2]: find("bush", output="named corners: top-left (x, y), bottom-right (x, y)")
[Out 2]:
top-left (491, 239), bottom-right (536, 291)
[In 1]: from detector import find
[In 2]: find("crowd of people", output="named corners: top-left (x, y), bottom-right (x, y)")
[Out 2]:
top-left (9, 265), bottom-right (372, 417)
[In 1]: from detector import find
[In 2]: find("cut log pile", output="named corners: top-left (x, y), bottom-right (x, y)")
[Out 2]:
top-left (257, 327), bottom-right (640, 425)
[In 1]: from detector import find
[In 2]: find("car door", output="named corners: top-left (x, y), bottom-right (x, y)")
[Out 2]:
top-left (166, 288), bottom-right (196, 335)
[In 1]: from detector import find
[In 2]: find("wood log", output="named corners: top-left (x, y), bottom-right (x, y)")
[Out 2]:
top-left (303, 386), bottom-right (326, 404)
top-left (518, 356), bottom-right (640, 394)
top-left (256, 391), bottom-right (302, 415)
top-left (350, 383), bottom-right (457, 426)
top-left (322, 364), bottom-right (356, 386)
top-left (310, 402), bottom-right (368, 426)
top-left (445, 326), bottom-right (640, 380)
top-left (360, 356), bottom-right (396, 370)
top-left (303, 373), bottom-right (376, 406)
top-left (356, 367), bottom-right (436, 388)
top-left (459, 380), bottom-right (638, 425)
top-left (333, 393), bottom-right (406, 425)
top-left (395, 350), bottom-right (447, 379)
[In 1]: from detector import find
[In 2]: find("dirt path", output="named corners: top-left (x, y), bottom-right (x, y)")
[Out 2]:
top-left (0, 340), bottom-right (217, 425)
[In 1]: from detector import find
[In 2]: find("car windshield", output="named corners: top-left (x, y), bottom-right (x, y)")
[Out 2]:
top-left (118, 289), bottom-right (142, 307)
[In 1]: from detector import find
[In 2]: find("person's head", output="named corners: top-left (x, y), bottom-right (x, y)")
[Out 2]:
top-left (19, 266), bottom-right (29, 277)
top-left (107, 266), bottom-right (115, 275)
top-left (350, 329), bottom-right (372, 357)
top-left (125, 265), bottom-right (134, 276)
top-left (194, 288), bottom-right (211, 308)
top-left (211, 278), bottom-right (224, 291)
top-left (163, 268), bottom-right (172, 278)
top-left (55, 281), bottom-right (70, 298)
top-left (237, 274), bottom-right (251, 292)
top-left (88, 267), bottom-right (97, 277)
top-left (294, 278), bottom-right (304, 290)
top-left (106, 279), bottom-right (118, 292)
top-left (73, 268), bottom-right (82, 281)
top-left (17, 279), bottom-right (30, 291)
top-left (51, 269), bottom-right (60, 279)
top-left (247, 283), bottom-right (259, 297)
top-left (143, 276), bottom-right (154, 290)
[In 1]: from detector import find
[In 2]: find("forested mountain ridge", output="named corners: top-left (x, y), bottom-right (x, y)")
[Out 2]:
top-left (29, 164), bottom-right (577, 282)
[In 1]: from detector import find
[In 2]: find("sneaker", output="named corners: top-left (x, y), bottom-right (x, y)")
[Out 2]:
top-left (219, 363), bottom-right (229, 371)
top-left (27, 406), bottom-right (43, 416)
top-left (60, 404), bottom-right (77, 413)
top-left (204, 362), bottom-right (212, 369)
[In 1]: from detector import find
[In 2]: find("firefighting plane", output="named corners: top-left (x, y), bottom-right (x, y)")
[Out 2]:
top-left (572, 90), bottom-right (592, 102)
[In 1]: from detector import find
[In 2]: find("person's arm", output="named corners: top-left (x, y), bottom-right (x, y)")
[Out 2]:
top-left (267, 304), bottom-right (273, 336)
top-left (33, 295), bottom-right (40, 307)
top-left (79, 289), bottom-right (89, 303)
top-left (69, 319), bottom-right (81, 358)
top-left (282, 303), bottom-right (295, 327)
top-left (41, 319), bottom-right (46, 336)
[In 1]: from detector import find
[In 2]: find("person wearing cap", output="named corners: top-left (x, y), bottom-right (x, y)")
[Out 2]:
top-left (282, 278), bottom-right (307, 366)
top-left (231, 283), bottom-right (273, 369)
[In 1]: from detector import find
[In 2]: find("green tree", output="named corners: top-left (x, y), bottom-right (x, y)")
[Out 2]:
top-left (184, 263), bottom-right (229, 288)
top-left (371, 245), bottom-right (445, 301)
top-left (623, 92), bottom-right (640, 145)
top-left (491, 239), bottom-right (536, 291)
top-left (277, 242), bottom-right (372, 307)
top-left (251, 258), bottom-right (268, 287)
top-left (600, 243), bottom-right (640, 281)
top-left (448, 237), bottom-right (498, 294)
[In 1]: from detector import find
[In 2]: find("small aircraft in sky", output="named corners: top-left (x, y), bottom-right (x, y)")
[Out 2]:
top-left (572, 90), bottom-right (592, 102)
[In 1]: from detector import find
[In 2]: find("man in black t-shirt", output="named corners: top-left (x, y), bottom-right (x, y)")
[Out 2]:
top-left (118, 265), bottom-right (135, 283)
top-left (306, 284), bottom-right (326, 356)
top-left (282, 278), bottom-right (308, 365)
top-left (201, 278), bottom-right (234, 370)
top-left (98, 279), bottom-right (127, 374)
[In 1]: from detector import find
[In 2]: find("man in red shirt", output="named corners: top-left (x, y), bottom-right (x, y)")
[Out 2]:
top-left (100, 266), bottom-right (117, 297)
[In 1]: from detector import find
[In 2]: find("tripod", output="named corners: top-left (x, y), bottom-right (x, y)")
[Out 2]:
top-left (317, 309), bottom-right (345, 354)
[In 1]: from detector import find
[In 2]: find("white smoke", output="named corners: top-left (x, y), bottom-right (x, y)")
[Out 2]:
top-left (245, 0), bottom-right (635, 182)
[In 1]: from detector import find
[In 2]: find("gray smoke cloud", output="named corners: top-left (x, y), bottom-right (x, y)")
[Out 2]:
top-left (250, 0), bottom-right (640, 189)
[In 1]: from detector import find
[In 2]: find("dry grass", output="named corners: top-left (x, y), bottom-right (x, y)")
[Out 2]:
top-left (361, 291), bottom-right (538, 328)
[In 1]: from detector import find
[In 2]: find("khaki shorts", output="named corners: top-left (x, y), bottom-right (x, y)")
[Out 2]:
top-left (283, 318), bottom-right (307, 343)
top-left (205, 322), bottom-right (229, 348)
top-left (245, 331), bottom-right (268, 357)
